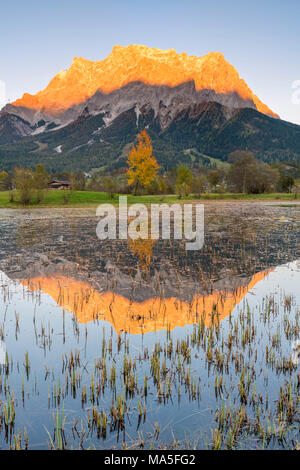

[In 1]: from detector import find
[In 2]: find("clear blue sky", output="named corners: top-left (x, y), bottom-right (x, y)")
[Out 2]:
top-left (1, 0), bottom-right (299, 123)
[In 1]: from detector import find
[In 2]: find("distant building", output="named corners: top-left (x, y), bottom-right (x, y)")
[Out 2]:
top-left (48, 180), bottom-right (70, 190)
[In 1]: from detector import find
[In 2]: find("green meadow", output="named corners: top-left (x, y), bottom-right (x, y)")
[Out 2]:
top-left (0, 190), bottom-right (299, 208)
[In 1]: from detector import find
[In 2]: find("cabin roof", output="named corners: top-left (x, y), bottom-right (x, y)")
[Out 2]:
top-left (48, 180), bottom-right (70, 185)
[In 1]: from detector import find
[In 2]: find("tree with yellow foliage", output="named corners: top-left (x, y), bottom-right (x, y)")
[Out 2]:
top-left (127, 130), bottom-right (160, 195)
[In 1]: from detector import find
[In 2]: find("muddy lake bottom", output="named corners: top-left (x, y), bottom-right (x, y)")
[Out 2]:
top-left (0, 201), bottom-right (299, 450)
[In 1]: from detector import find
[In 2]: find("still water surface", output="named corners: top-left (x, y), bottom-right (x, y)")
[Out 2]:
top-left (0, 202), bottom-right (299, 449)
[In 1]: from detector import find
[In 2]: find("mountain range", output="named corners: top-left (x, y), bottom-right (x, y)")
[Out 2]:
top-left (1, 44), bottom-right (300, 172)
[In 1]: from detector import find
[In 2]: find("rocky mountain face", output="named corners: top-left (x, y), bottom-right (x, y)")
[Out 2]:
top-left (1, 100), bottom-right (299, 173)
top-left (4, 44), bottom-right (278, 128)
top-left (0, 112), bottom-right (33, 144)
top-left (1, 45), bottom-right (299, 172)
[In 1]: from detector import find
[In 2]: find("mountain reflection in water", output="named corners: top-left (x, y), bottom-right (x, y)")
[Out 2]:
top-left (22, 269), bottom-right (271, 334)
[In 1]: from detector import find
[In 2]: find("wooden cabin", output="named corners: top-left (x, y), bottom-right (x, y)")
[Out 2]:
top-left (48, 180), bottom-right (71, 190)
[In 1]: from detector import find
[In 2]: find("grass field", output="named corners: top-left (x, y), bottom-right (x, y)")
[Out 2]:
top-left (0, 190), bottom-right (299, 208)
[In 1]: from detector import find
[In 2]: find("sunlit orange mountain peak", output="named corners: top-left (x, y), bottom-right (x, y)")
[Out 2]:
top-left (11, 44), bottom-right (278, 119)
top-left (22, 268), bottom-right (272, 335)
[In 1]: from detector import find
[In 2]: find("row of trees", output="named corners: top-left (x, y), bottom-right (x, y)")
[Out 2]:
top-left (0, 165), bottom-right (50, 205)
top-left (0, 165), bottom-right (89, 205)
top-left (108, 131), bottom-right (298, 197)
top-left (121, 133), bottom-right (297, 196)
